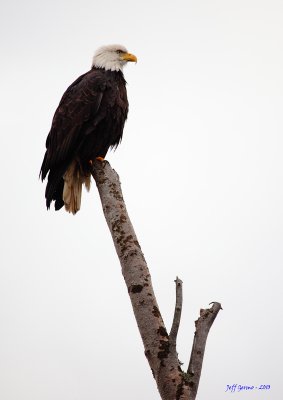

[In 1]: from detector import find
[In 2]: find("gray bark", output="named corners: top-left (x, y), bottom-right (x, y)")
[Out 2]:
top-left (92, 160), bottom-right (221, 400)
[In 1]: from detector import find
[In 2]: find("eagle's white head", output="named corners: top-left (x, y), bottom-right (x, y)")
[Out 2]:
top-left (92, 44), bottom-right (137, 72)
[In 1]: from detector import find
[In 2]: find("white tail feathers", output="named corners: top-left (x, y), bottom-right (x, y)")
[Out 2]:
top-left (63, 161), bottom-right (91, 214)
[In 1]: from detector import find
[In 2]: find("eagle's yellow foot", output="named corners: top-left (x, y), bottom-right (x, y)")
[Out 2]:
top-left (96, 156), bottom-right (104, 162)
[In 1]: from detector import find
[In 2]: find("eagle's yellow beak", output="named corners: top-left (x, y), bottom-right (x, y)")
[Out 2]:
top-left (122, 53), bottom-right (137, 62)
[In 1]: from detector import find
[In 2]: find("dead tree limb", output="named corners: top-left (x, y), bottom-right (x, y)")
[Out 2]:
top-left (169, 277), bottom-right (183, 348)
top-left (92, 160), bottom-right (221, 400)
top-left (187, 302), bottom-right (222, 399)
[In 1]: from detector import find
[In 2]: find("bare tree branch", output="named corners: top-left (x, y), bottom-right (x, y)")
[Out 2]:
top-left (187, 302), bottom-right (222, 400)
top-left (169, 277), bottom-right (183, 347)
top-left (92, 160), bottom-right (187, 399)
top-left (92, 160), bottom-right (222, 400)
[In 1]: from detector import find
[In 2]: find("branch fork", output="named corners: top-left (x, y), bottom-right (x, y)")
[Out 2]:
top-left (92, 160), bottom-right (222, 400)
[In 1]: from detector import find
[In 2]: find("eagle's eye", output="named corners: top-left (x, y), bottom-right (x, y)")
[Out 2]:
top-left (116, 49), bottom-right (123, 54)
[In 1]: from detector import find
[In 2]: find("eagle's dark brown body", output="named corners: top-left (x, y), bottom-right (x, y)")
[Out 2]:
top-left (40, 67), bottom-right (128, 212)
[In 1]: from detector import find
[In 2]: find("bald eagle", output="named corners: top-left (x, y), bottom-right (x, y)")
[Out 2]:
top-left (40, 44), bottom-right (137, 214)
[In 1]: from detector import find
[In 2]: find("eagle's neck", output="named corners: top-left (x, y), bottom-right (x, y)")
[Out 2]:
top-left (91, 67), bottom-right (126, 83)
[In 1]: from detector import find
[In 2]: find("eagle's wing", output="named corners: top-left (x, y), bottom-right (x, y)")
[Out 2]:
top-left (40, 69), bottom-right (106, 180)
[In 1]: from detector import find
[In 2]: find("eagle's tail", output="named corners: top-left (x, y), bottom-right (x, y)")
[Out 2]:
top-left (63, 161), bottom-right (91, 214)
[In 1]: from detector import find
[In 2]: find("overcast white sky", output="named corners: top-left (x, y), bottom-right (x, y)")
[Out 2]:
top-left (1, 0), bottom-right (283, 399)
